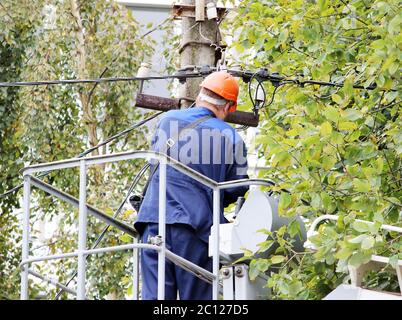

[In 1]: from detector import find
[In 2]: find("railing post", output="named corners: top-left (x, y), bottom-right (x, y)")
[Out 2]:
top-left (77, 160), bottom-right (87, 300)
top-left (21, 175), bottom-right (31, 300)
top-left (132, 237), bottom-right (139, 300)
top-left (212, 188), bottom-right (220, 300)
top-left (157, 160), bottom-right (167, 300)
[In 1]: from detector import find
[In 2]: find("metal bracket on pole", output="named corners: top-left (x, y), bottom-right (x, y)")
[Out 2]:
top-left (172, 4), bottom-right (227, 20)
top-left (195, 0), bottom-right (205, 21)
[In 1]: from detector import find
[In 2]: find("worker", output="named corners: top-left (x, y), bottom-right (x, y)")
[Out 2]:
top-left (134, 71), bottom-right (249, 300)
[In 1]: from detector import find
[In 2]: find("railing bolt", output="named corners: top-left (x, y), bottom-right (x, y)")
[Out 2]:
top-left (148, 235), bottom-right (163, 246)
top-left (222, 268), bottom-right (230, 278)
top-left (235, 266), bottom-right (244, 277)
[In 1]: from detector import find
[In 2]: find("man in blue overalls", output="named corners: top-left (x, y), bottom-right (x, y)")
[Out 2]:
top-left (134, 71), bottom-right (249, 300)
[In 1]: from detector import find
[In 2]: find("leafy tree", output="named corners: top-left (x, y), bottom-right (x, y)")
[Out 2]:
top-left (2, 0), bottom-right (400, 301)
top-left (224, 0), bottom-right (401, 299)
top-left (0, 0), bottom-right (154, 299)
top-left (0, 0), bottom-right (41, 299)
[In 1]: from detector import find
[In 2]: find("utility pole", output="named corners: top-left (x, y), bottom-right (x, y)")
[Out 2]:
top-left (179, 0), bottom-right (220, 108)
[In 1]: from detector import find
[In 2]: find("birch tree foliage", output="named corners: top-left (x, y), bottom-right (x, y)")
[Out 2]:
top-left (224, 0), bottom-right (401, 299)
top-left (0, 0), bottom-right (154, 299)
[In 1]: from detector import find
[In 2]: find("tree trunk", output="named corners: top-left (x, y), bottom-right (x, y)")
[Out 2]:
top-left (70, 0), bottom-right (103, 184)
top-left (70, 0), bottom-right (99, 155)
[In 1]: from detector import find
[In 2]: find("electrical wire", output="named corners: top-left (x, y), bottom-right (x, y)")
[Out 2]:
top-left (140, 17), bottom-right (172, 39)
top-left (54, 162), bottom-right (151, 299)
top-left (0, 73), bottom-right (204, 88)
top-left (248, 71), bottom-right (259, 110)
top-left (299, 79), bottom-right (377, 90)
top-left (0, 67), bottom-right (395, 200)
top-left (248, 71), bottom-right (269, 113)
top-left (77, 111), bottom-right (162, 158)
top-left (265, 85), bottom-right (281, 109)
top-left (0, 67), bottom-right (393, 93)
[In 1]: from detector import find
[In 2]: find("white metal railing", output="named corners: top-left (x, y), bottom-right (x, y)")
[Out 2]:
top-left (20, 150), bottom-right (274, 300)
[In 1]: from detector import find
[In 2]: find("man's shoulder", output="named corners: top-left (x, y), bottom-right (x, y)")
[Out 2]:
top-left (203, 118), bottom-right (244, 145)
top-left (159, 108), bottom-right (244, 144)
top-left (160, 109), bottom-right (186, 121)
top-left (159, 108), bottom-right (202, 124)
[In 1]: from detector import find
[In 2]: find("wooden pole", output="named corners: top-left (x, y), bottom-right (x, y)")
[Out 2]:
top-left (180, 0), bottom-right (219, 108)
top-left (135, 93), bottom-right (259, 127)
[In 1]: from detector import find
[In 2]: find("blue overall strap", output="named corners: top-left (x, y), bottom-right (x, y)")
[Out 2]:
top-left (142, 114), bottom-right (213, 198)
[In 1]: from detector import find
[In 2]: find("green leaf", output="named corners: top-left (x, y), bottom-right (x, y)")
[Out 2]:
top-left (322, 155), bottom-right (336, 170)
top-left (341, 109), bottom-right (362, 121)
top-left (105, 208), bottom-right (113, 216)
top-left (348, 252), bottom-right (371, 267)
top-left (388, 14), bottom-right (401, 34)
top-left (278, 192), bottom-right (292, 213)
top-left (352, 179), bottom-right (370, 192)
top-left (270, 255), bottom-right (286, 264)
top-left (320, 121), bottom-right (332, 136)
top-left (338, 121), bottom-right (358, 131)
top-left (257, 240), bottom-right (274, 253)
top-left (320, 191), bottom-right (331, 210)
top-left (361, 235), bottom-right (375, 250)
top-left (335, 247), bottom-right (353, 260)
top-left (389, 255), bottom-right (399, 269)
top-left (331, 94), bottom-right (343, 105)
top-left (119, 234), bottom-right (132, 243)
top-left (288, 281), bottom-right (303, 296)
top-left (375, 157), bottom-right (384, 172)
top-left (249, 260), bottom-right (261, 280)
top-left (352, 221), bottom-right (369, 232)
top-left (348, 234), bottom-right (367, 244)
top-left (318, 0), bottom-right (328, 12)
top-left (384, 197), bottom-right (402, 206)
top-left (234, 255), bottom-right (253, 264)
top-left (256, 259), bottom-right (271, 272)
top-left (324, 106), bottom-right (340, 122)
top-left (272, 151), bottom-right (292, 167)
top-left (288, 219), bottom-right (301, 238)
top-left (127, 284), bottom-right (133, 297)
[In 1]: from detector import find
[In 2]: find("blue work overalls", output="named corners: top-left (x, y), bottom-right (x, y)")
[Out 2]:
top-left (135, 106), bottom-right (248, 300)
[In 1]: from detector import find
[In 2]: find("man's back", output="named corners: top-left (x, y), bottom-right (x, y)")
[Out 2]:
top-left (135, 106), bottom-right (249, 243)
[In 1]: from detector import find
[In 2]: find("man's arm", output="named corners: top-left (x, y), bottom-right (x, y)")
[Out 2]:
top-left (223, 139), bottom-right (249, 207)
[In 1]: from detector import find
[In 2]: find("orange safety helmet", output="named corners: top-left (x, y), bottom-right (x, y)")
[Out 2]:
top-left (200, 71), bottom-right (239, 112)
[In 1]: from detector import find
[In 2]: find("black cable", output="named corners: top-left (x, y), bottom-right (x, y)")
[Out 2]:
top-left (228, 67), bottom-right (397, 92)
top-left (248, 72), bottom-right (269, 115)
top-left (0, 67), bottom-right (393, 92)
top-left (265, 85), bottom-right (282, 109)
top-left (54, 162), bottom-right (150, 299)
top-left (248, 72), bottom-right (259, 110)
top-left (299, 79), bottom-right (378, 90)
top-left (77, 111), bottom-right (162, 157)
top-left (0, 111), bottom-right (163, 202)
